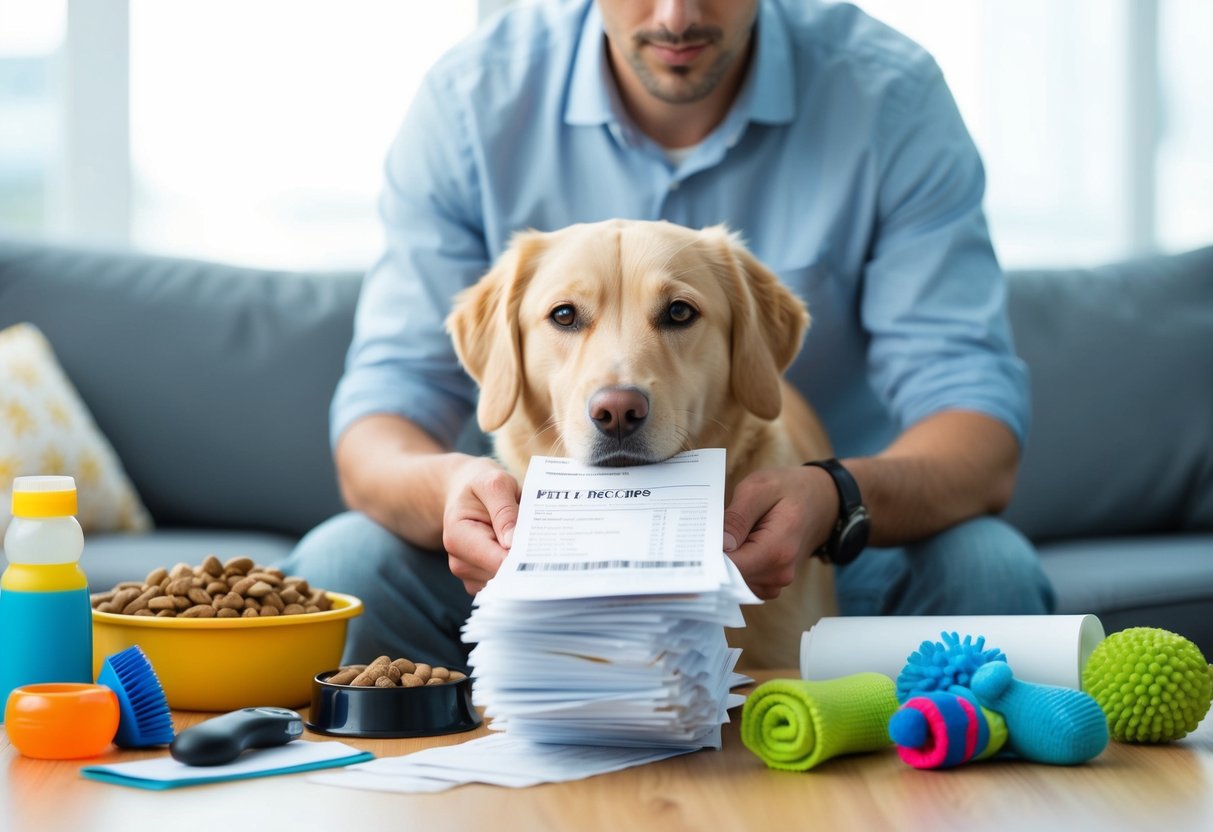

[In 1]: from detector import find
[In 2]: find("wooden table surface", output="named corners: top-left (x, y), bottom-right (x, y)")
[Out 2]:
top-left (3, 670), bottom-right (1212, 832)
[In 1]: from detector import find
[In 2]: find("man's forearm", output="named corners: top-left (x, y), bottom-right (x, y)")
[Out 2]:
top-left (843, 410), bottom-right (1020, 548)
top-left (334, 413), bottom-right (469, 552)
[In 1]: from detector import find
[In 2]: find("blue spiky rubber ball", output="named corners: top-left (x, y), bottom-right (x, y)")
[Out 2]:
top-left (1082, 627), bottom-right (1212, 743)
top-left (895, 632), bottom-right (1007, 703)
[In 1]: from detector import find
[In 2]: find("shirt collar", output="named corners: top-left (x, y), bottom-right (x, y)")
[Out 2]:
top-left (565, 3), bottom-right (614, 126)
top-left (563, 0), bottom-right (797, 129)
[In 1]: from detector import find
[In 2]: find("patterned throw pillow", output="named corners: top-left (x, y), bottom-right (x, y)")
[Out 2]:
top-left (0, 323), bottom-right (152, 541)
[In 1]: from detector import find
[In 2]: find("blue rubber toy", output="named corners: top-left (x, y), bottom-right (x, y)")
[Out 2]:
top-left (970, 660), bottom-right (1108, 765)
top-left (896, 632), bottom-right (1007, 703)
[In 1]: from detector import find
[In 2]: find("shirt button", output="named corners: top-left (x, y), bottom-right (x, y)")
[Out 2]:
top-left (669, 180), bottom-right (681, 191)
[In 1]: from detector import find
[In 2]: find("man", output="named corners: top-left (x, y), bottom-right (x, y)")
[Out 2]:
top-left (282, 0), bottom-right (1054, 665)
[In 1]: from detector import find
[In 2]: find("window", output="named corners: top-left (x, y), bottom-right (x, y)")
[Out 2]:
top-left (1156, 0), bottom-right (1213, 252)
top-left (855, 0), bottom-right (1134, 267)
top-left (0, 1), bottom-right (1209, 270)
top-left (129, 0), bottom-right (477, 268)
top-left (0, 0), bottom-right (65, 233)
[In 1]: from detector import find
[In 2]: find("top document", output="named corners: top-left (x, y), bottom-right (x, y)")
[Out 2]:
top-left (480, 449), bottom-right (730, 601)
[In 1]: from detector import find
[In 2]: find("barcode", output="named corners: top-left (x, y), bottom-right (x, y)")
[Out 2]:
top-left (517, 560), bottom-right (699, 572)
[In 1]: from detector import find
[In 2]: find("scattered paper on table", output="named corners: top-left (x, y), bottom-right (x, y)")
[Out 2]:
top-left (81, 740), bottom-right (372, 790)
top-left (310, 733), bottom-right (692, 793)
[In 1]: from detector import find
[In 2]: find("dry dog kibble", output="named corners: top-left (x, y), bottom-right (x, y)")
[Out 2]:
top-left (325, 655), bottom-right (467, 688)
top-left (327, 667), bottom-right (361, 686)
top-left (89, 558), bottom-right (332, 619)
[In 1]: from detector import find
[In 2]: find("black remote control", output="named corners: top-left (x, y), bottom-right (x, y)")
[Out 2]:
top-left (170, 707), bottom-right (304, 766)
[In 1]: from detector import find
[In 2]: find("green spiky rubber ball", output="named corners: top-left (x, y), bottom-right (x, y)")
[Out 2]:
top-left (1082, 627), bottom-right (1212, 743)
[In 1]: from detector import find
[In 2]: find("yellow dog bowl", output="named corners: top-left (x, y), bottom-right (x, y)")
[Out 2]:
top-left (91, 592), bottom-right (362, 712)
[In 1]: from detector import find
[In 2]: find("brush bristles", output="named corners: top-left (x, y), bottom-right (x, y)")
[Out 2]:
top-left (100, 645), bottom-right (175, 747)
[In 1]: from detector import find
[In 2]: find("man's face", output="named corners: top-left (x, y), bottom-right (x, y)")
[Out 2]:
top-left (598, 0), bottom-right (760, 105)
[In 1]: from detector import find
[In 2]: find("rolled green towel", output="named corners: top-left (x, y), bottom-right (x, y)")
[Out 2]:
top-left (741, 673), bottom-right (899, 771)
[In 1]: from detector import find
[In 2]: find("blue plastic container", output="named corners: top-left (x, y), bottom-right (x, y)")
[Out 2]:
top-left (0, 476), bottom-right (93, 721)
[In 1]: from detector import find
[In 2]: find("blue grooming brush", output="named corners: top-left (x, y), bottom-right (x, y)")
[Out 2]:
top-left (96, 645), bottom-right (175, 747)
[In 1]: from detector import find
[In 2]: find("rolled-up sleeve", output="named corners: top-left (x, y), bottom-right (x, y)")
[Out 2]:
top-left (862, 59), bottom-right (1030, 448)
top-left (330, 71), bottom-right (489, 450)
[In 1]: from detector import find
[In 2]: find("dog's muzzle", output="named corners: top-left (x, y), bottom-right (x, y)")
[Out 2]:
top-left (586, 386), bottom-right (656, 466)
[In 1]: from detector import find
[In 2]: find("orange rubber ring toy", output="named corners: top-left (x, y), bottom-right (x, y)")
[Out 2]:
top-left (5, 683), bottom-right (120, 759)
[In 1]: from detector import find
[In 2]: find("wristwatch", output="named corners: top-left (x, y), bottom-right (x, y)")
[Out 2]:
top-left (803, 458), bottom-right (870, 565)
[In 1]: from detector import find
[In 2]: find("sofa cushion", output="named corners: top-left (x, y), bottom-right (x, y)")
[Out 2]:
top-left (1037, 534), bottom-right (1213, 655)
top-left (1004, 246), bottom-right (1213, 542)
top-left (0, 238), bottom-right (361, 537)
top-left (0, 322), bottom-right (152, 539)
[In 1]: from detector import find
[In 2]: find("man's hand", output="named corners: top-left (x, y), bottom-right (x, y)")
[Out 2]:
top-left (335, 415), bottom-right (522, 595)
top-left (722, 466), bottom-right (838, 599)
top-left (441, 457), bottom-right (521, 594)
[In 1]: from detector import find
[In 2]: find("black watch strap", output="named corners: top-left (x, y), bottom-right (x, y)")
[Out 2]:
top-left (803, 458), bottom-right (869, 565)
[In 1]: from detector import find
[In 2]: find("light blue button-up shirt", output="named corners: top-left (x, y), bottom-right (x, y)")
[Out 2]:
top-left (333, 0), bottom-right (1029, 460)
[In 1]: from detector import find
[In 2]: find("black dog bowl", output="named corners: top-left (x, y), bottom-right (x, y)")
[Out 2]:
top-left (305, 670), bottom-right (482, 738)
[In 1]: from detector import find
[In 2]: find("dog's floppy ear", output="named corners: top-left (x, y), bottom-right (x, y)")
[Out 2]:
top-left (446, 232), bottom-right (546, 432)
top-left (711, 227), bottom-right (809, 420)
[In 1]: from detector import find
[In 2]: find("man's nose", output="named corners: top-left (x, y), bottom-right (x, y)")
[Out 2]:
top-left (653, 0), bottom-right (702, 36)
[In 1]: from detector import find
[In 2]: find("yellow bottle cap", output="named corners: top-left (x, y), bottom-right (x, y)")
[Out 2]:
top-left (10, 475), bottom-right (78, 518)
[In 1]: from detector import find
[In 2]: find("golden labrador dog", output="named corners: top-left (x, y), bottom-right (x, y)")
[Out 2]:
top-left (446, 219), bottom-right (835, 668)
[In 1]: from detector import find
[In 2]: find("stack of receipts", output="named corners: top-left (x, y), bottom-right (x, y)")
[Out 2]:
top-left (464, 447), bottom-right (756, 749)
top-left (312, 449), bottom-right (758, 794)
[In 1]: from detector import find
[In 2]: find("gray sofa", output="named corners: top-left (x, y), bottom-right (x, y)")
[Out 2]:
top-left (2, 236), bottom-right (1211, 655)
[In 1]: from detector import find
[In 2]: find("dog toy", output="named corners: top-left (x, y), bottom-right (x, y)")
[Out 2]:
top-left (970, 660), bottom-right (1108, 765)
top-left (96, 645), bottom-right (174, 748)
top-left (741, 673), bottom-right (898, 771)
top-left (1081, 627), bottom-right (1212, 743)
top-left (896, 631), bottom-right (1007, 703)
top-left (888, 690), bottom-right (1008, 769)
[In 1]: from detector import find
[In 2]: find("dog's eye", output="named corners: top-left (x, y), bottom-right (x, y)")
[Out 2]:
top-left (550, 304), bottom-right (577, 327)
top-left (665, 300), bottom-right (698, 327)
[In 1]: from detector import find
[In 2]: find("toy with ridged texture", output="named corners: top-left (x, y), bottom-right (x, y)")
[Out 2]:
top-left (741, 673), bottom-right (899, 771)
top-left (1081, 627), bottom-right (1211, 743)
top-left (971, 660), bottom-right (1108, 765)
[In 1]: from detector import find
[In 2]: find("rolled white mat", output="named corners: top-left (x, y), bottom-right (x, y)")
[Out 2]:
top-left (800, 615), bottom-right (1105, 690)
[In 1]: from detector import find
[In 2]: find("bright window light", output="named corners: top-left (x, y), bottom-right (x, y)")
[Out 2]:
top-left (853, 0), bottom-right (1131, 268)
top-left (1157, 0), bottom-right (1213, 252)
top-left (0, 0), bottom-right (66, 231)
top-left (129, 0), bottom-right (477, 270)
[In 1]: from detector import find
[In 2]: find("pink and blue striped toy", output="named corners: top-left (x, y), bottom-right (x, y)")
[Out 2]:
top-left (888, 690), bottom-right (1007, 769)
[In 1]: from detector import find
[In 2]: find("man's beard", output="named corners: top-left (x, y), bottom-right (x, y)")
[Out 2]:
top-left (625, 25), bottom-right (733, 105)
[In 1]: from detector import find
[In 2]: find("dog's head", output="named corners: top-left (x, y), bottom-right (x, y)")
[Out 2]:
top-left (446, 220), bottom-right (808, 473)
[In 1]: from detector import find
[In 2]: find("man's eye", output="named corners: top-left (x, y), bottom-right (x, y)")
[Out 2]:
top-left (550, 304), bottom-right (577, 327)
top-left (666, 300), bottom-right (698, 326)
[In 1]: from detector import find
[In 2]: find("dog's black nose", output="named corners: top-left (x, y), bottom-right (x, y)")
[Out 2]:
top-left (589, 387), bottom-right (649, 440)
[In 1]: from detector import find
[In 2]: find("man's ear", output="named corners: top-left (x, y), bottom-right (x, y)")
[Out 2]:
top-left (710, 227), bottom-right (810, 420)
top-left (446, 232), bottom-right (546, 432)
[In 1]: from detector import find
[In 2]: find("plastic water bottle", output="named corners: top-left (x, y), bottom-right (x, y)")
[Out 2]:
top-left (0, 476), bottom-right (93, 721)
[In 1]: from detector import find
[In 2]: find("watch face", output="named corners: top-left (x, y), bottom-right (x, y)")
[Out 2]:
top-left (833, 507), bottom-right (870, 565)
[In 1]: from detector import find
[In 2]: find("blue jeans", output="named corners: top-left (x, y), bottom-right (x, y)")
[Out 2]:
top-left (277, 513), bottom-right (474, 668)
top-left (279, 512), bottom-right (1054, 667)
top-left (835, 516), bottom-right (1055, 616)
